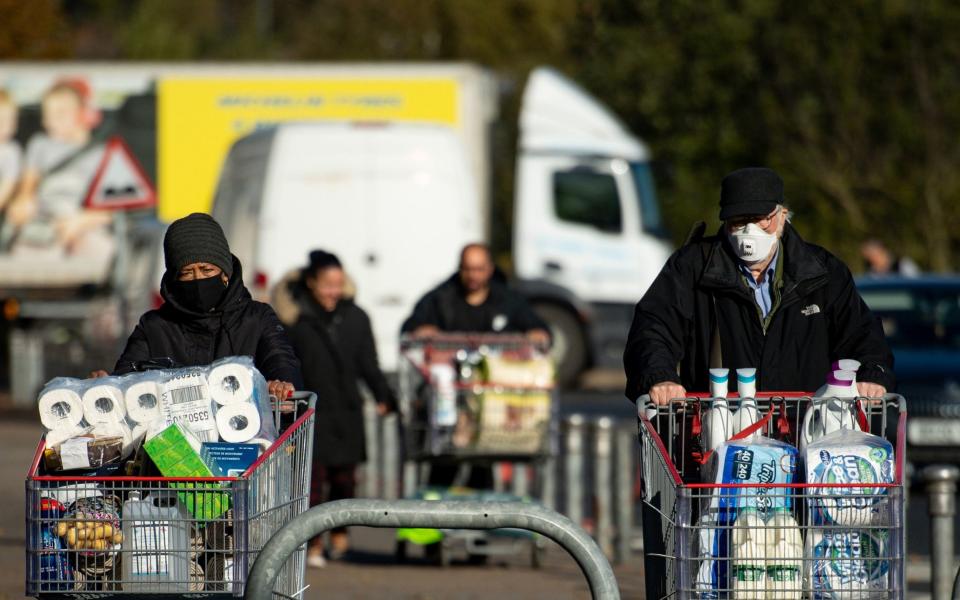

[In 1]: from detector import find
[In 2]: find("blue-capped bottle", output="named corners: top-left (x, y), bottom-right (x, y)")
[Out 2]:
top-left (36, 498), bottom-right (72, 591)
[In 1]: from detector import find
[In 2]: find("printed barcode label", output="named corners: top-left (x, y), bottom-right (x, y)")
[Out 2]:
top-left (170, 385), bottom-right (205, 405)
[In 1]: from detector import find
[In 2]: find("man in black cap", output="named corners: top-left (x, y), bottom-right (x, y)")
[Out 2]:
top-left (623, 167), bottom-right (893, 406)
top-left (108, 213), bottom-right (302, 397)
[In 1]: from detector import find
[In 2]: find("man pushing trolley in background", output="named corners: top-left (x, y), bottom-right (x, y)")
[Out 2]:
top-left (623, 166), bottom-right (894, 406)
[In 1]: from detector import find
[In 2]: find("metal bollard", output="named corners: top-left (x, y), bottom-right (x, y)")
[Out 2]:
top-left (595, 417), bottom-right (614, 559)
top-left (565, 414), bottom-right (586, 527)
top-left (512, 462), bottom-right (530, 498)
top-left (362, 399), bottom-right (379, 497)
top-left (922, 464), bottom-right (959, 600)
top-left (614, 424), bottom-right (635, 563)
top-left (382, 412), bottom-right (399, 499)
top-left (541, 453), bottom-right (557, 510)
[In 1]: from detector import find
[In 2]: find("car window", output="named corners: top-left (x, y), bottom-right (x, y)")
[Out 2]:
top-left (860, 286), bottom-right (960, 349)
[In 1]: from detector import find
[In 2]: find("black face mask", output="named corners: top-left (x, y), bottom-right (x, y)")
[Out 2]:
top-left (171, 277), bottom-right (227, 313)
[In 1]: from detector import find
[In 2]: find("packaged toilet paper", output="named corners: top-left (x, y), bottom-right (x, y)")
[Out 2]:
top-left (806, 528), bottom-right (889, 599)
top-left (805, 429), bottom-right (895, 526)
top-left (706, 436), bottom-right (799, 523)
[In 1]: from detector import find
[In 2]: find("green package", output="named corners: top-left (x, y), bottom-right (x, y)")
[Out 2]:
top-left (144, 423), bottom-right (231, 520)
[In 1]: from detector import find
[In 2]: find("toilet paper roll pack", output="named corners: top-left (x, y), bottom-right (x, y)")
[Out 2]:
top-left (208, 363), bottom-right (256, 406)
top-left (124, 379), bottom-right (163, 425)
top-left (215, 402), bottom-right (262, 443)
top-left (81, 384), bottom-right (128, 425)
top-left (38, 384), bottom-right (86, 433)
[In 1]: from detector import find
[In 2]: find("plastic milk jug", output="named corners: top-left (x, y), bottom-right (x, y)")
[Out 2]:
top-left (703, 368), bottom-right (733, 454)
top-left (731, 509), bottom-right (766, 599)
top-left (121, 491), bottom-right (191, 592)
top-left (733, 368), bottom-right (760, 439)
top-left (801, 370), bottom-right (863, 451)
top-left (766, 509), bottom-right (803, 599)
top-left (832, 359), bottom-right (861, 373)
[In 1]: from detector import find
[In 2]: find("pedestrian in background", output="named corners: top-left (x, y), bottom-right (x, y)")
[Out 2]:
top-left (274, 249), bottom-right (397, 567)
top-left (860, 238), bottom-right (920, 278)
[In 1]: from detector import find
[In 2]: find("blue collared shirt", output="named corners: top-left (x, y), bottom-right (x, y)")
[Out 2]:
top-left (738, 247), bottom-right (779, 319)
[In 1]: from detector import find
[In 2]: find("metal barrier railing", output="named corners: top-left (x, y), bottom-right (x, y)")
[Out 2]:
top-left (358, 406), bottom-right (641, 564)
top-left (244, 499), bottom-right (621, 600)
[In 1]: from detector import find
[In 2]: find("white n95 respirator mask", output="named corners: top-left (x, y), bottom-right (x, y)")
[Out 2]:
top-left (727, 222), bottom-right (778, 264)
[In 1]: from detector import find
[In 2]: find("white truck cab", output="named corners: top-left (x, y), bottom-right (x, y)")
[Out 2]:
top-left (513, 69), bottom-right (672, 378)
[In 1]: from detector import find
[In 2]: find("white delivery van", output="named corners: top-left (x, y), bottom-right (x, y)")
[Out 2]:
top-left (210, 65), bottom-right (672, 383)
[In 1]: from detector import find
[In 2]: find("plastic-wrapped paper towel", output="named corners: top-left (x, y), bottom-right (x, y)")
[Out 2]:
top-left (806, 528), bottom-right (889, 599)
top-left (805, 429), bottom-right (895, 526)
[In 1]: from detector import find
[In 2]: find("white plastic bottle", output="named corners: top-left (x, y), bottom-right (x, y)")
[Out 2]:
top-left (121, 491), bottom-right (191, 592)
top-left (766, 509), bottom-right (803, 599)
top-left (731, 509), bottom-right (766, 599)
top-left (733, 368), bottom-right (759, 438)
top-left (703, 368), bottom-right (733, 454)
top-left (801, 370), bottom-right (862, 451)
top-left (831, 358), bottom-right (861, 373)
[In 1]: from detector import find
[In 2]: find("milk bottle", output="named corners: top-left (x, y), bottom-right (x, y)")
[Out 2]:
top-left (121, 491), bottom-right (191, 592)
top-left (766, 509), bottom-right (803, 599)
top-left (731, 509), bottom-right (766, 599)
top-left (733, 368), bottom-right (759, 439)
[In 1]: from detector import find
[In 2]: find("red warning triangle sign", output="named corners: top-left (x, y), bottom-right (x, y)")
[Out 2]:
top-left (83, 136), bottom-right (156, 210)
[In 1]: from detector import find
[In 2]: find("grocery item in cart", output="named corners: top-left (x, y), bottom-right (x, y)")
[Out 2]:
top-left (705, 436), bottom-right (799, 520)
top-left (42, 434), bottom-right (124, 472)
top-left (37, 498), bottom-right (73, 591)
top-left (805, 429), bottom-right (895, 526)
top-left (143, 422), bottom-right (230, 519)
top-left (732, 369), bottom-right (760, 439)
top-left (731, 509), bottom-right (766, 599)
top-left (482, 354), bottom-right (555, 388)
top-left (702, 369), bottom-right (733, 457)
top-left (806, 528), bottom-right (890, 599)
top-left (121, 490), bottom-right (192, 592)
top-left (766, 509), bottom-right (803, 600)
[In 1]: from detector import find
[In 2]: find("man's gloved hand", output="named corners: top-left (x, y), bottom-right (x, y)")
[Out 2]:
top-left (649, 381), bottom-right (687, 406)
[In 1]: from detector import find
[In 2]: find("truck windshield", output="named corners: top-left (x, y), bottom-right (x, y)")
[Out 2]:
top-left (630, 162), bottom-right (668, 238)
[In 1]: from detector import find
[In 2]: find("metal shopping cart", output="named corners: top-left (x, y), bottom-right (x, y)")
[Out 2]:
top-left (396, 334), bottom-right (557, 566)
top-left (25, 391), bottom-right (316, 598)
top-left (639, 392), bottom-right (907, 599)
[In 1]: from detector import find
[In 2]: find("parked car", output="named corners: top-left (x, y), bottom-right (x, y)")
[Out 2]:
top-left (857, 276), bottom-right (960, 466)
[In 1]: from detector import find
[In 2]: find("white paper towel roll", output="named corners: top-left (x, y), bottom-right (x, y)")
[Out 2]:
top-left (124, 381), bottom-right (162, 424)
top-left (215, 402), bottom-right (261, 443)
top-left (82, 385), bottom-right (127, 424)
top-left (38, 388), bottom-right (86, 432)
top-left (208, 363), bottom-right (255, 406)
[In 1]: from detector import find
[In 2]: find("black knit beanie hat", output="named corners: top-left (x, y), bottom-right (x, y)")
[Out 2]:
top-left (163, 213), bottom-right (234, 278)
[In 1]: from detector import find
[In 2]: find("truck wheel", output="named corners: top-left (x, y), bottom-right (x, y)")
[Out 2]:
top-left (533, 303), bottom-right (587, 388)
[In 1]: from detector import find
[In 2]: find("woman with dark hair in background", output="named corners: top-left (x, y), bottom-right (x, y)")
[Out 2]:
top-left (274, 249), bottom-right (397, 567)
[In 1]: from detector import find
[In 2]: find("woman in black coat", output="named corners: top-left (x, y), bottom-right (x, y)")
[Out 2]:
top-left (107, 213), bottom-right (302, 397)
top-left (280, 250), bottom-right (396, 566)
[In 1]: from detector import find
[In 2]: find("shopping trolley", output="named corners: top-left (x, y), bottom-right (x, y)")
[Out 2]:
top-left (25, 391), bottom-right (316, 598)
top-left (639, 392), bottom-right (907, 599)
top-left (396, 333), bottom-right (557, 566)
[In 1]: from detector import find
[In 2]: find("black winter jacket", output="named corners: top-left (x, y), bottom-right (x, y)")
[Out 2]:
top-left (623, 224), bottom-right (894, 400)
top-left (287, 295), bottom-right (397, 466)
top-left (401, 272), bottom-right (548, 334)
top-left (114, 257), bottom-right (303, 387)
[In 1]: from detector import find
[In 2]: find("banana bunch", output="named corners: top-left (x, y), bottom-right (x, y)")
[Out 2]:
top-left (55, 512), bottom-right (123, 551)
